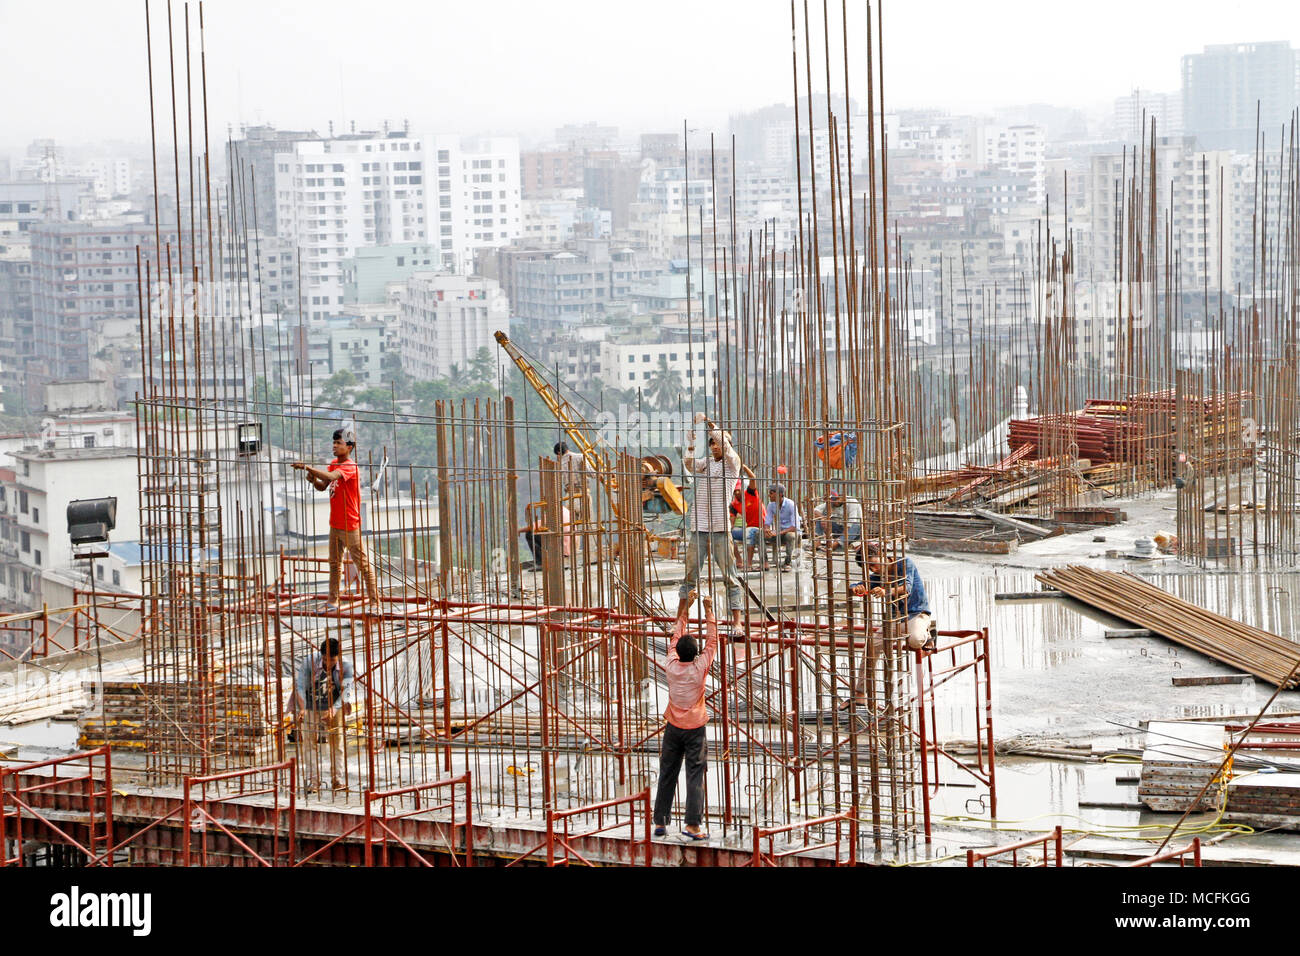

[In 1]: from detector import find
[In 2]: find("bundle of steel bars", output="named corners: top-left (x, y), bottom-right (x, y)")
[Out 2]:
top-left (1035, 566), bottom-right (1300, 688)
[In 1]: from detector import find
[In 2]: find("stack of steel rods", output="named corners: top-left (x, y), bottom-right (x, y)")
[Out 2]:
top-left (1036, 566), bottom-right (1300, 688)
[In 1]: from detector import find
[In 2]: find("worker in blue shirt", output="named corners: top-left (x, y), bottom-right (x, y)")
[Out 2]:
top-left (763, 484), bottom-right (800, 571)
top-left (851, 541), bottom-right (933, 649)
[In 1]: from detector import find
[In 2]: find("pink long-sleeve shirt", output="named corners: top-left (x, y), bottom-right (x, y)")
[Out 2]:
top-left (663, 614), bottom-right (718, 730)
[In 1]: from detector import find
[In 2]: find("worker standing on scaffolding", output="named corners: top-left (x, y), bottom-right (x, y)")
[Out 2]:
top-left (654, 590), bottom-right (718, 841)
top-left (294, 637), bottom-right (354, 793)
top-left (553, 441), bottom-right (589, 521)
top-left (292, 428), bottom-right (380, 611)
top-left (678, 413), bottom-right (745, 634)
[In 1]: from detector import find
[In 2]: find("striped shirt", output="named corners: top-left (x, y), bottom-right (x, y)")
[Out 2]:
top-left (688, 439), bottom-right (742, 533)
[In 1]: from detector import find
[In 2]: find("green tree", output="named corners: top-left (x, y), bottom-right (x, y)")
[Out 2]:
top-left (468, 346), bottom-right (495, 385)
top-left (646, 356), bottom-right (684, 411)
top-left (315, 369), bottom-right (359, 408)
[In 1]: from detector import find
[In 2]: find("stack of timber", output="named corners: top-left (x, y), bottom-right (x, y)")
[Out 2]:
top-left (907, 511), bottom-right (1019, 554)
top-left (77, 681), bottom-right (269, 755)
top-left (1036, 566), bottom-right (1300, 688)
top-left (1137, 721), bottom-right (1225, 811)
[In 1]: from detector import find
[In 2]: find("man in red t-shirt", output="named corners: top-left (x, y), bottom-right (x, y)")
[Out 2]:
top-left (292, 429), bottom-right (380, 609)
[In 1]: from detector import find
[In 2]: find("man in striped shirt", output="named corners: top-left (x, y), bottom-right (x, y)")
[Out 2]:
top-left (654, 590), bottom-right (718, 840)
top-left (678, 414), bottom-right (745, 634)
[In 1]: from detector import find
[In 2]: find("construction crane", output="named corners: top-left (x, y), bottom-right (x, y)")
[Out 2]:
top-left (493, 330), bottom-right (685, 516)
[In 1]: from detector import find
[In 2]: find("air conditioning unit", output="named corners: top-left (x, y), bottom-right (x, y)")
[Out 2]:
top-left (102, 427), bottom-right (114, 436)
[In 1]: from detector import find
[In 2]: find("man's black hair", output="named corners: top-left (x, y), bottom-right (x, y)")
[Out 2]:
top-left (554, 441), bottom-right (568, 456)
top-left (319, 637), bottom-right (342, 657)
top-left (676, 634), bottom-right (699, 662)
top-left (332, 428), bottom-right (356, 447)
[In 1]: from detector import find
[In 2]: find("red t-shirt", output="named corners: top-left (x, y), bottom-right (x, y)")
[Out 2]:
top-left (731, 492), bottom-right (765, 528)
top-left (328, 458), bottom-right (361, 531)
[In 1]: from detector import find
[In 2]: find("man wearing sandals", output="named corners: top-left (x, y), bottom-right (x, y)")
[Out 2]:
top-left (654, 590), bottom-right (721, 841)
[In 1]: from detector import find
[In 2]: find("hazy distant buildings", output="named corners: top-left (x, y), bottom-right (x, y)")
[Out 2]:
top-left (555, 123), bottom-right (619, 152)
top-left (1114, 89), bottom-right (1183, 143)
top-left (520, 149), bottom-right (584, 198)
top-left (500, 239), bottom-right (666, 331)
top-left (229, 125), bottom-right (323, 236)
top-left (1182, 42), bottom-right (1299, 152)
top-left (29, 219), bottom-right (162, 389)
top-left (0, 181), bottom-right (92, 230)
top-left (583, 155), bottom-right (642, 231)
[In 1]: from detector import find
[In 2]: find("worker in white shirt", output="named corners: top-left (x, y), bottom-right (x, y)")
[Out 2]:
top-left (678, 412), bottom-right (745, 634)
top-left (812, 490), bottom-right (863, 550)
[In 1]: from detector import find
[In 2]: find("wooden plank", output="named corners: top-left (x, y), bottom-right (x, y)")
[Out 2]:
top-left (911, 537), bottom-right (1018, 554)
top-left (1172, 674), bottom-right (1252, 687)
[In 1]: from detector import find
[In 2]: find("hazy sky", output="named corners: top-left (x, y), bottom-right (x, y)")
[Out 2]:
top-left (1, 0), bottom-right (1295, 154)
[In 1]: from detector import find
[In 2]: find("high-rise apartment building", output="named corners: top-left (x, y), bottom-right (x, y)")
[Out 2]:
top-left (1182, 42), bottom-right (1299, 152)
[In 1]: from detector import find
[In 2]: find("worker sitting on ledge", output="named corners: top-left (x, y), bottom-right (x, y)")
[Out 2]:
top-left (292, 428), bottom-right (380, 611)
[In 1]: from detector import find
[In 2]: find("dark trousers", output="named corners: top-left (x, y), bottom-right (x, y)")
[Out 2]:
top-left (654, 722), bottom-right (707, 827)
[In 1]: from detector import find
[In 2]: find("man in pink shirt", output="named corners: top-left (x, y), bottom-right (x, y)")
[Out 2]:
top-left (653, 589), bottom-right (720, 840)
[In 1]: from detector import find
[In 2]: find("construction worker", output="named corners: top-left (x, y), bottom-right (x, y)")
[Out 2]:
top-left (851, 542), bottom-right (933, 650)
top-left (292, 428), bottom-right (380, 611)
top-left (678, 414), bottom-right (745, 633)
top-left (554, 441), bottom-right (589, 520)
top-left (294, 637), bottom-right (354, 793)
top-left (730, 483), bottom-right (769, 570)
top-left (764, 484), bottom-right (801, 570)
top-left (518, 501), bottom-right (572, 571)
top-left (654, 589), bottom-right (719, 841)
top-left (812, 490), bottom-right (863, 550)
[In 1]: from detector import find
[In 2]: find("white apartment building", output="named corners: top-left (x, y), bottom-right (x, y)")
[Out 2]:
top-left (600, 338), bottom-right (719, 393)
top-left (975, 125), bottom-right (1045, 206)
top-left (275, 132), bottom-right (520, 321)
top-left (399, 273), bottom-right (505, 381)
top-left (0, 445), bottom-right (140, 609)
top-left (637, 166), bottom-right (714, 219)
top-left (80, 158), bottom-right (133, 200)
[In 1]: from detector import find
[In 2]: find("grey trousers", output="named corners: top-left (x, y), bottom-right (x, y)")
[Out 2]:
top-left (679, 530), bottom-right (744, 612)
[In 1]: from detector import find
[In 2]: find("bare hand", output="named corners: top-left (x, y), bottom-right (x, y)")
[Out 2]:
top-left (687, 589), bottom-right (698, 604)
top-left (701, 595), bottom-right (713, 613)
top-left (291, 462), bottom-right (305, 470)
top-left (851, 584), bottom-right (868, 597)
top-left (870, 586), bottom-right (886, 597)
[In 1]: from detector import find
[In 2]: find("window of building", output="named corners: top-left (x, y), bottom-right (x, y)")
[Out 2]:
top-left (84, 435), bottom-right (95, 448)
top-left (32, 507), bottom-right (38, 525)
top-left (18, 491), bottom-right (27, 514)
top-left (20, 531), bottom-right (29, 552)
top-left (33, 550), bottom-right (40, 565)
top-left (112, 570), bottom-right (121, 586)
